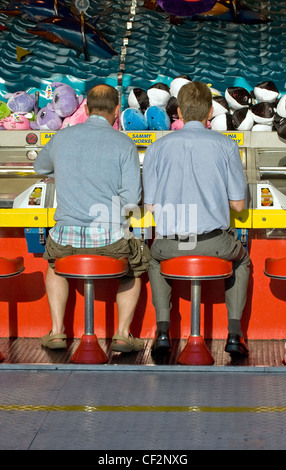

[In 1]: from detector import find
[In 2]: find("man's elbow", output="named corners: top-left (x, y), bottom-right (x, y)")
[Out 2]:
top-left (229, 199), bottom-right (245, 212)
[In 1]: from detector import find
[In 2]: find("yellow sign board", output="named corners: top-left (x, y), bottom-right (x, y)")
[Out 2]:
top-left (40, 133), bottom-right (56, 146)
top-left (223, 132), bottom-right (244, 146)
top-left (127, 132), bottom-right (156, 146)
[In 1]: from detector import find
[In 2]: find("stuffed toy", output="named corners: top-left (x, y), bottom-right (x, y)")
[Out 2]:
top-left (212, 96), bottom-right (229, 118)
top-left (232, 107), bottom-right (254, 131)
top-left (171, 119), bottom-right (184, 131)
top-left (252, 124), bottom-right (273, 132)
top-left (121, 108), bottom-right (148, 131)
top-left (273, 114), bottom-right (286, 140)
top-left (145, 106), bottom-right (171, 130)
top-left (166, 96), bottom-right (179, 124)
top-left (30, 103), bottom-right (63, 130)
top-left (253, 81), bottom-right (279, 103)
top-left (0, 113), bottom-right (31, 130)
top-left (277, 95), bottom-right (286, 118)
top-left (170, 75), bottom-right (192, 98)
top-left (147, 83), bottom-right (170, 108)
top-left (51, 82), bottom-right (84, 118)
top-left (128, 88), bottom-right (149, 113)
top-left (61, 99), bottom-right (88, 128)
top-left (251, 102), bottom-right (275, 126)
top-left (210, 113), bottom-right (234, 131)
top-left (225, 87), bottom-right (252, 110)
top-left (113, 115), bottom-right (120, 130)
top-left (0, 101), bottom-right (11, 120)
top-left (3, 91), bottom-right (35, 114)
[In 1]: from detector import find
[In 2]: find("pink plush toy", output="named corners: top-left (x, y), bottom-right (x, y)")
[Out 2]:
top-left (171, 119), bottom-right (184, 130)
top-left (61, 99), bottom-right (88, 128)
top-left (113, 115), bottom-right (119, 130)
top-left (0, 114), bottom-right (31, 130)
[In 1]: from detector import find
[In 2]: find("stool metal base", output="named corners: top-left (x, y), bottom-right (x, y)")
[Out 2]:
top-left (71, 334), bottom-right (108, 364)
top-left (177, 335), bottom-right (214, 366)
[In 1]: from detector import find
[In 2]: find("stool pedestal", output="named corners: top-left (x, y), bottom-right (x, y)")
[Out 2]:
top-left (161, 256), bottom-right (233, 366)
top-left (71, 334), bottom-right (108, 364)
top-left (177, 279), bottom-right (214, 366)
top-left (177, 336), bottom-right (214, 366)
top-left (71, 278), bottom-right (108, 364)
top-left (55, 254), bottom-right (128, 364)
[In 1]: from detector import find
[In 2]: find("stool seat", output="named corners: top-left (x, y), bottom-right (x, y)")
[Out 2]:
top-left (0, 256), bottom-right (24, 278)
top-left (55, 254), bottom-right (128, 364)
top-left (55, 254), bottom-right (128, 279)
top-left (161, 256), bottom-right (233, 366)
top-left (161, 256), bottom-right (233, 280)
top-left (264, 257), bottom-right (286, 279)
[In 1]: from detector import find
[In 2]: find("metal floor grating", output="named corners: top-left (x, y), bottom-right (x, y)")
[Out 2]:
top-left (0, 337), bottom-right (286, 368)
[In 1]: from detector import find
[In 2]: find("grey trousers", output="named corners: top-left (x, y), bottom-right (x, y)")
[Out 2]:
top-left (148, 229), bottom-right (250, 337)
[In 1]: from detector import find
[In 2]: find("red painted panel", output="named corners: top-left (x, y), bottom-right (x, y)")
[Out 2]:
top-left (1, 228), bottom-right (286, 340)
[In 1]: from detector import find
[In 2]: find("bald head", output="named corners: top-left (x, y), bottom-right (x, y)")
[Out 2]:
top-left (86, 84), bottom-right (119, 124)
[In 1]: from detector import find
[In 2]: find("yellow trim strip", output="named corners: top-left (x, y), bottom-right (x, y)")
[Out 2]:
top-left (0, 404), bottom-right (285, 413)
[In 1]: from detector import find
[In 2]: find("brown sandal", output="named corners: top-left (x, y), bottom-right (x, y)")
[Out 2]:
top-left (111, 333), bottom-right (144, 353)
top-left (41, 331), bottom-right (67, 350)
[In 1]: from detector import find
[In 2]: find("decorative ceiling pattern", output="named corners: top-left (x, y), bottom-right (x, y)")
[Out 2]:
top-left (0, 0), bottom-right (285, 105)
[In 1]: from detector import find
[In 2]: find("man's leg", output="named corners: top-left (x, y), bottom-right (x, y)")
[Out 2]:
top-left (45, 265), bottom-right (69, 336)
top-left (111, 276), bottom-right (144, 351)
top-left (148, 240), bottom-right (175, 354)
top-left (115, 277), bottom-right (141, 338)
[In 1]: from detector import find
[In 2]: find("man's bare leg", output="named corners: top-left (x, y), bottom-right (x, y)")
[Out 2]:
top-left (45, 265), bottom-right (69, 336)
top-left (114, 277), bottom-right (141, 342)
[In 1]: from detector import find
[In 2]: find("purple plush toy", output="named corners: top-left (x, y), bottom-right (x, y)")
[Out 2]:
top-left (3, 91), bottom-right (35, 114)
top-left (30, 103), bottom-right (63, 130)
top-left (51, 82), bottom-right (84, 118)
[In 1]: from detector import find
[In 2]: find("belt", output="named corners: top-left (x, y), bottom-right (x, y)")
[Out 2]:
top-left (162, 229), bottom-right (223, 242)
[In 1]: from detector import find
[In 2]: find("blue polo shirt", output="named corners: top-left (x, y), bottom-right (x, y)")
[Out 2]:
top-left (142, 121), bottom-right (246, 236)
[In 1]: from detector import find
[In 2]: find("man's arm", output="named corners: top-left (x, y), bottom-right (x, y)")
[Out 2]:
top-left (229, 199), bottom-right (245, 212)
top-left (33, 139), bottom-right (55, 177)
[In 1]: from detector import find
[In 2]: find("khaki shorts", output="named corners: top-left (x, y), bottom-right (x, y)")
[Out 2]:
top-left (43, 235), bottom-right (150, 278)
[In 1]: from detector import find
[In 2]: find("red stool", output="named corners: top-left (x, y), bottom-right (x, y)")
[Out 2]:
top-left (0, 256), bottom-right (25, 362)
top-left (55, 254), bottom-right (128, 364)
top-left (264, 257), bottom-right (286, 280)
top-left (264, 257), bottom-right (286, 365)
top-left (160, 256), bottom-right (233, 365)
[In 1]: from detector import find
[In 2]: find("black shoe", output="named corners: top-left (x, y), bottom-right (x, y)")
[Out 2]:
top-left (225, 333), bottom-right (249, 357)
top-left (151, 330), bottom-right (171, 355)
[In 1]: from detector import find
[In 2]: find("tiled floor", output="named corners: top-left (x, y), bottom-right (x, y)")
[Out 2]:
top-left (1, 367), bottom-right (286, 450)
top-left (1, 338), bottom-right (286, 450)
top-left (0, 337), bottom-right (285, 368)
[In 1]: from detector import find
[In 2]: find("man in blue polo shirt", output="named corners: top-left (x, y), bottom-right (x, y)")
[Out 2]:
top-left (143, 81), bottom-right (250, 358)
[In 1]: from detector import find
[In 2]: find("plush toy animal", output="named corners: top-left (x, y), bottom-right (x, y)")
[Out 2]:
top-left (0, 113), bottom-right (31, 130)
top-left (0, 101), bottom-right (11, 120)
top-left (30, 103), bottom-right (63, 130)
top-left (51, 82), bottom-right (84, 118)
top-left (145, 106), bottom-right (171, 130)
top-left (61, 99), bottom-right (88, 128)
top-left (3, 91), bottom-right (35, 114)
top-left (121, 108), bottom-right (148, 131)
